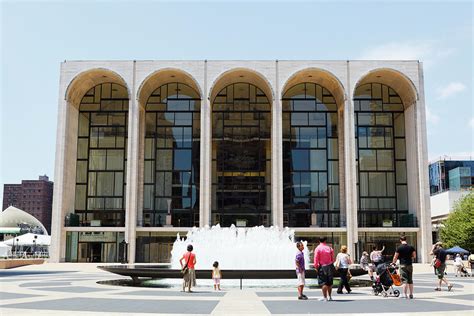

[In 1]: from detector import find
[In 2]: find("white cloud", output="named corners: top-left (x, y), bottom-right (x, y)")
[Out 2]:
top-left (425, 106), bottom-right (440, 125)
top-left (360, 41), bottom-right (453, 68)
top-left (469, 117), bottom-right (474, 128)
top-left (436, 82), bottom-right (466, 99)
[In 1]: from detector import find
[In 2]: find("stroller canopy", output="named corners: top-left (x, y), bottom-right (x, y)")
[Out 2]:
top-left (445, 246), bottom-right (470, 255)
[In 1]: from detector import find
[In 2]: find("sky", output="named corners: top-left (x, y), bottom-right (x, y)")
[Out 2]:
top-left (1, 1), bottom-right (473, 198)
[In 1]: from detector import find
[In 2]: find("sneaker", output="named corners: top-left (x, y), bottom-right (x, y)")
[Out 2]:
top-left (328, 296), bottom-right (333, 301)
top-left (318, 297), bottom-right (328, 302)
top-left (400, 295), bottom-right (407, 299)
top-left (336, 291), bottom-right (343, 294)
top-left (298, 296), bottom-right (304, 300)
top-left (409, 294), bottom-right (413, 299)
top-left (301, 294), bottom-right (308, 299)
top-left (448, 284), bottom-right (453, 291)
top-left (434, 288), bottom-right (441, 291)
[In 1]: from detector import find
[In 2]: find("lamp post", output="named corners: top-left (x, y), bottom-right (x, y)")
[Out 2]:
top-left (15, 238), bottom-right (19, 257)
top-left (33, 235), bottom-right (38, 257)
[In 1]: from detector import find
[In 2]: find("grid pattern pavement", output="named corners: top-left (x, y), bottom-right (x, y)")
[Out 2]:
top-left (0, 263), bottom-right (473, 315)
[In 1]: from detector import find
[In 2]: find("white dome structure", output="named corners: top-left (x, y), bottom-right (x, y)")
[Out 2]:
top-left (0, 206), bottom-right (48, 235)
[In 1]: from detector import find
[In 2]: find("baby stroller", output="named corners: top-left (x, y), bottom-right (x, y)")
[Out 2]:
top-left (372, 263), bottom-right (401, 297)
top-left (457, 264), bottom-right (470, 277)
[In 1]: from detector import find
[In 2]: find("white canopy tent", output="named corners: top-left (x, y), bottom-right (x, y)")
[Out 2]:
top-left (4, 233), bottom-right (51, 246)
top-left (0, 242), bottom-right (12, 257)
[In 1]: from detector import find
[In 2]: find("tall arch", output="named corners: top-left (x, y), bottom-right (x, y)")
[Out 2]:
top-left (66, 68), bottom-right (130, 108)
top-left (209, 69), bottom-right (273, 227)
top-left (353, 68), bottom-right (418, 108)
top-left (137, 68), bottom-right (202, 108)
top-left (281, 68), bottom-right (346, 228)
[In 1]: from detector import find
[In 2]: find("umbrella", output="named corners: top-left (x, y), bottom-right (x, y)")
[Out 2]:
top-left (445, 246), bottom-right (470, 255)
top-left (4, 233), bottom-right (51, 246)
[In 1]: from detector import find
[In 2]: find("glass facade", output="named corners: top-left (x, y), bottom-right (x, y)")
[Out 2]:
top-left (212, 83), bottom-right (271, 227)
top-left (74, 83), bottom-right (128, 227)
top-left (357, 231), bottom-right (417, 261)
top-left (135, 232), bottom-right (176, 263)
top-left (143, 83), bottom-right (201, 227)
top-left (354, 83), bottom-right (411, 227)
top-left (282, 83), bottom-right (340, 227)
top-left (66, 231), bottom-right (124, 262)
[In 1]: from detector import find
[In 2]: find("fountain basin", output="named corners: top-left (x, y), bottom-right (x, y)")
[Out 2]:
top-left (99, 264), bottom-right (367, 282)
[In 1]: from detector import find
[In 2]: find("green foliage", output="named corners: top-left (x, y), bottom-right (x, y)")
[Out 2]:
top-left (439, 191), bottom-right (474, 251)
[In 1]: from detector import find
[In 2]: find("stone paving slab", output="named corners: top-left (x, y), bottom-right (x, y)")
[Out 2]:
top-left (30, 286), bottom-right (114, 293)
top-left (263, 298), bottom-right (473, 314)
top-left (20, 281), bottom-right (72, 287)
top-left (440, 293), bottom-right (474, 301)
top-left (0, 291), bottom-right (43, 300)
top-left (2, 297), bottom-right (220, 314)
top-left (124, 290), bottom-right (227, 297)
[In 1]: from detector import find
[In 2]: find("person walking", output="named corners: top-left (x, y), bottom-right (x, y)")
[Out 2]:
top-left (314, 236), bottom-right (335, 301)
top-left (453, 254), bottom-right (463, 277)
top-left (468, 253), bottom-right (474, 275)
top-left (295, 241), bottom-right (307, 300)
top-left (335, 245), bottom-right (352, 294)
top-left (212, 261), bottom-right (221, 291)
top-left (179, 244), bottom-right (196, 293)
top-left (431, 242), bottom-right (453, 291)
top-left (392, 235), bottom-right (416, 299)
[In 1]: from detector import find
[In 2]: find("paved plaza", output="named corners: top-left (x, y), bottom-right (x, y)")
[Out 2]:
top-left (1, 263), bottom-right (473, 315)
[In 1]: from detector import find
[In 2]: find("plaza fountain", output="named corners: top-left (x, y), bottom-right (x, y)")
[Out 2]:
top-left (170, 225), bottom-right (310, 270)
top-left (99, 225), bottom-right (366, 288)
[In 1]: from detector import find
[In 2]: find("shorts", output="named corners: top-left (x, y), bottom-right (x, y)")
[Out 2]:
top-left (435, 263), bottom-right (446, 279)
top-left (296, 271), bottom-right (305, 286)
top-left (213, 277), bottom-right (220, 285)
top-left (318, 264), bottom-right (335, 286)
top-left (399, 264), bottom-right (413, 284)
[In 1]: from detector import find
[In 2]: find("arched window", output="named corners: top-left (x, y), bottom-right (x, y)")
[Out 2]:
top-left (282, 83), bottom-right (339, 227)
top-left (354, 83), bottom-right (408, 227)
top-left (212, 83), bottom-right (271, 227)
top-left (143, 83), bottom-right (201, 227)
top-left (74, 83), bottom-right (129, 227)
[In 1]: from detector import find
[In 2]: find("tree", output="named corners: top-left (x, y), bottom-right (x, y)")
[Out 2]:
top-left (439, 191), bottom-right (474, 252)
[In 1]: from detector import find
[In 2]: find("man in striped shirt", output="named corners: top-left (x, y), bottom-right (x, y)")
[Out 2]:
top-left (314, 236), bottom-right (335, 301)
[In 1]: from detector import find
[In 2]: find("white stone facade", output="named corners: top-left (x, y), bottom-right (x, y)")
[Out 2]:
top-left (50, 60), bottom-right (432, 263)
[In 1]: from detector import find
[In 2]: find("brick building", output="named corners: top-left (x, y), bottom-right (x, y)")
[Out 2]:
top-left (3, 175), bottom-right (54, 233)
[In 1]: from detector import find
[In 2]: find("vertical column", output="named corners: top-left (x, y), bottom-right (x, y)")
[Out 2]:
top-left (416, 62), bottom-right (432, 263)
top-left (271, 60), bottom-right (283, 228)
top-left (200, 61), bottom-right (211, 227)
top-left (344, 62), bottom-right (358, 258)
top-left (125, 61), bottom-right (138, 263)
top-left (50, 93), bottom-right (71, 262)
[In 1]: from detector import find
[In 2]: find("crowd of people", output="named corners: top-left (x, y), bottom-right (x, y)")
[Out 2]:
top-left (177, 237), bottom-right (471, 299)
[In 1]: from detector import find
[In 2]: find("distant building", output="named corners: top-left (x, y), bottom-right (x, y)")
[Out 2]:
top-left (429, 159), bottom-right (474, 195)
top-left (3, 175), bottom-right (54, 234)
top-left (429, 158), bottom-right (473, 241)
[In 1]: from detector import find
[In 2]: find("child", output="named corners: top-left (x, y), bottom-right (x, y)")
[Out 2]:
top-left (212, 261), bottom-right (221, 291)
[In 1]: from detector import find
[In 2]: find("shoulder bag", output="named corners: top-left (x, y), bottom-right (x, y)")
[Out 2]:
top-left (181, 253), bottom-right (191, 275)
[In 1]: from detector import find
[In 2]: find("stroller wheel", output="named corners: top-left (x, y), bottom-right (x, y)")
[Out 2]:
top-left (394, 290), bottom-right (400, 297)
